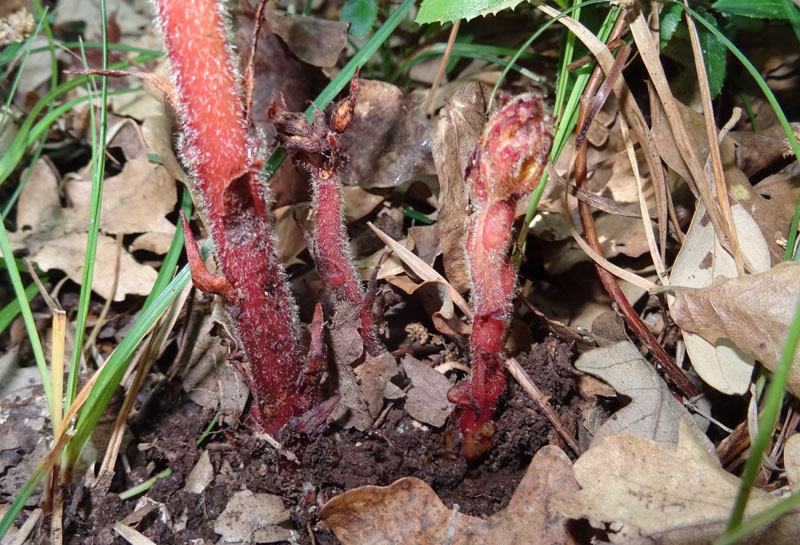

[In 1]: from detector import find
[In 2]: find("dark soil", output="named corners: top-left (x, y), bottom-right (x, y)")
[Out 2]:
top-left (62, 335), bottom-right (579, 545)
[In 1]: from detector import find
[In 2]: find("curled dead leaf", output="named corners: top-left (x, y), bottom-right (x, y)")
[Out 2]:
top-left (321, 445), bottom-right (578, 545)
top-left (671, 261), bottom-right (800, 396)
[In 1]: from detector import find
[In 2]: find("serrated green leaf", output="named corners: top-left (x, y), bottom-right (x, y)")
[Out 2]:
top-left (341, 0), bottom-right (378, 38)
top-left (416, 0), bottom-right (530, 24)
top-left (712, 0), bottom-right (797, 20)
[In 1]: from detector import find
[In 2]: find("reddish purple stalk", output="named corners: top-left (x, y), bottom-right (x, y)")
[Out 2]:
top-left (270, 78), bottom-right (383, 355)
top-left (157, 0), bottom-right (322, 434)
top-left (448, 95), bottom-right (552, 458)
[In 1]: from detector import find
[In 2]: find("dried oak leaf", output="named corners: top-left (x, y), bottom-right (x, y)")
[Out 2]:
top-left (575, 341), bottom-right (713, 450)
top-left (328, 303), bottom-right (372, 430)
top-left (214, 489), bottom-right (292, 543)
top-left (65, 155), bottom-right (176, 237)
top-left (554, 420), bottom-right (800, 544)
top-left (339, 79), bottom-right (435, 189)
top-left (32, 233), bottom-right (158, 301)
top-left (321, 445), bottom-right (578, 545)
top-left (671, 261), bottom-right (800, 396)
top-left (668, 201), bottom-right (770, 395)
top-left (653, 99), bottom-right (799, 264)
top-left (354, 351), bottom-right (399, 419)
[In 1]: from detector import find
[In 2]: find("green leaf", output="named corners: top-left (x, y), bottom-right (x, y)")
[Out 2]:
top-left (341, 0), bottom-right (378, 38)
top-left (660, 3), bottom-right (683, 48)
top-left (416, 0), bottom-right (529, 24)
top-left (696, 12), bottom-right (728, 98)
top-left (712, 0), bottom-right (798, 20)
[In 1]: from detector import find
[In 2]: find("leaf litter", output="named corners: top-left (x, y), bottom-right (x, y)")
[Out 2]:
top-left (3, 2), bottom-right (800, 545)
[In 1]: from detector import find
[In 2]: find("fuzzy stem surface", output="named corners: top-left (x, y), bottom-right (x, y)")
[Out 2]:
top-left (157, 0), bottom-right (311, 433)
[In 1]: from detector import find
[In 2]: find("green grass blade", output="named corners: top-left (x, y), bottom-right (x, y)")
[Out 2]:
top-left (0, 56), bottom-right (158, 189)
top-left (64, 6), bottom-right (111, 469)
top-left (142, 187), bottom-right (192, 313)
top-left (780, 0), bottom-right (800, 44)
top-left (488, 0), bottom-right (610, 110)
top-left (69, 242), bottom-right (208, 467)
top-left (0, 222), bottom-right (50, 405)
top-left (394, 44), bottom-right (552, 89)
top-left (29, 41), bottom-right (163, 57)
top-left (716, 489), bottom-right (800, 545)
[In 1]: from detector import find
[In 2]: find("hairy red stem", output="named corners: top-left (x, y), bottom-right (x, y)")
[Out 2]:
top-left (270, 76), bottom-right (382, 355)
top-left (157, 0), bottom-right (318, 433)
top-left (448, 95), bottom-right (552, 458)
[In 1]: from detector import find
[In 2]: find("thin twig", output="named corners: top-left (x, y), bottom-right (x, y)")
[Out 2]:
top-left (506, 357), bottom-right (581, 456)
top-left (422, 20), bottom-right (460, 115)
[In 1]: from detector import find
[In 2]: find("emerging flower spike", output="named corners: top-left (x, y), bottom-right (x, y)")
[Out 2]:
top-left (157, 0), bottom-right (323, 434)
top-left (270, 76), bottom-right (383, 356)
top-left (448, 94), bottom-right (553, 459)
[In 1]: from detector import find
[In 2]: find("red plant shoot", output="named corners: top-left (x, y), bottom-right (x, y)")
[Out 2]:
top-left (156, 0), bottom-right (323, 434)
top-left (269, 77), bottom-right (383, 355)
top-left (448, 94), bottom-right (553, 459)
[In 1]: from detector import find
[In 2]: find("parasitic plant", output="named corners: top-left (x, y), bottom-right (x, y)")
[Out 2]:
top-left (269, 77), bottom-right (383, 355)
top-left (448, 94), bottom-right (553, 458)
top-left (156, 0), bottom-right (324, 434)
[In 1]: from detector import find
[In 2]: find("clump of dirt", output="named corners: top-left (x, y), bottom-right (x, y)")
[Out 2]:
top-left (63, 335), bottom-right (578, 545)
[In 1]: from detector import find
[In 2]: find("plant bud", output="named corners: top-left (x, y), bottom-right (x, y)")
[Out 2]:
top-left (467, 94), bottom-right (552, 206)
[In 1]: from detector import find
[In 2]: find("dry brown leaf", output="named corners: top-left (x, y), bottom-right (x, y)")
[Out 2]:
top-left (183, 451), bottom-right (214, 495)
top-left (13, 158), bottom-right (65, 249)
top-left (129, 232), bottom-right (174, 255)
top-left (431, 82), bottom-right (492, 294)
top-left (273, 203), bottom-right (311, 267)
top-left (342, 186), bottom-right (384, 223)
top-left (213, 489), bottom-right (292, 543)
top-left (235, 0), bottom-right (327, 208)
top-left (785, 434), bottom-right (800, 490)
top-left (66, 156), bottom-right (176, 239)
top-left (668, 201), bottom-right (770, 394)
top-left (575, 341), bottom-right (713, 450)
top-left (321, 445), bottom-right (578, 545)
top-left (354, 352), bottom-right (398, 419)
top-left (401, 355), bottom-right (453, 427)
top-left (671, 261), bottom-right (800, 395)
top-left (369, 222), bottom-right (471, 318)
top-left (339, 80), bottom-right (435, 189)
top-left (652, 100), bottom-right (799, 264)
top-left (328, 303), bottom-right (371, 430)
top-left (408, 224), bottom-right (441, 267)
top-left (181, 314), bottom-right (248, 427)
top-left (263, 8), bottom-right (347, 68)
top-left (728, 122), bottom-right (800, 177)
top-left (32, 233), bottom-right (158, 301)
top-left (554, 420), bottom-right (800, 544)
top-left (387, 276), bottom-right (470, 336)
